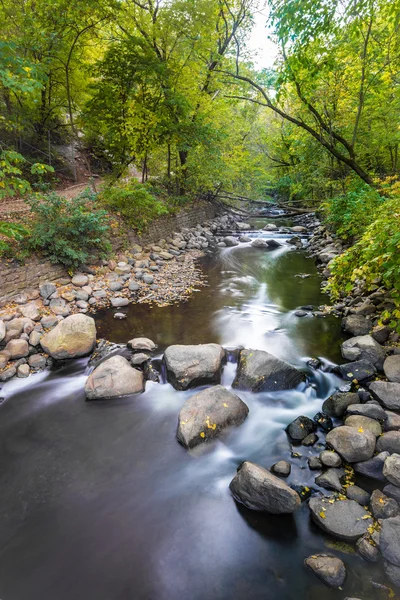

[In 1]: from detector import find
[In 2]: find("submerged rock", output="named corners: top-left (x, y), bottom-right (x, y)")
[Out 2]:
top-left (232, 348), bottom-right (304, 392)
top-left (164, 343), bottom-right (225, 390)
top-left (85, 355), bottom-right (144, 399)
top-left (229, 461), bottom-right (301, 514)
top-left (309, 497), bottom-right (371, 542)
top-left (304, 554), bottom-right (346, 588)
top-left (176, 385), bottom-right (249, 449)
top-left (40, 314), bottom-right (96, 359)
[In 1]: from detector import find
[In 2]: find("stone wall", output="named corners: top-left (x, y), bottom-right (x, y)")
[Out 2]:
top-left (0, 201), bottom-right (216, 306)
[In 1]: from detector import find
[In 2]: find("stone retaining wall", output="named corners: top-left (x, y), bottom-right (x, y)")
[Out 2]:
top-left (0, 201), bottom-right (216, 306)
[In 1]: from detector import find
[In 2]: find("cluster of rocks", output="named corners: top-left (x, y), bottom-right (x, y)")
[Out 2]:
top-left (0, 213), bottom-right (249, 382)
top-left (308, 216), bottom-right (400, 342)
top-left (218, 221), bottom-right (307, 250)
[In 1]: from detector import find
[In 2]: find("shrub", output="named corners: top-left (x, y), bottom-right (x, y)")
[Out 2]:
top-left (328, 190), bottom-right (400, 330)
top-left (0, 221), bottom-right (28, 256)
top-left (322, 181), bottom-right (384, 240)
top-left (25, 190), bottom-right (111, 268)
top-left (100, 180), bottom-right (168, 232)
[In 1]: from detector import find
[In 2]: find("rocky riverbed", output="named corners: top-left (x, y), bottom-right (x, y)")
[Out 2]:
top-left (1, 209), bottom-right (400, 598)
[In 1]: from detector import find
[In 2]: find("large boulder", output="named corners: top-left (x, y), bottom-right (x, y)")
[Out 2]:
top-left (229, 461), bottom-right (301, 514)
top-left (384, 355), bottom-right (400, 383)
top-left (177, 385), bottom-right (249, 449)
top-left (304, 554), bottom-right (346, 588)
top-left (338, 360), bottom-right (376, 382)
top-left (85, 355), bottom-right (144, 399)
top-left (309, 497), bottom-right (371, 542)
top-left (40, 314), bottom-right (96, 359)
top-left (379, 516), bottom-right (400, 566)
top-left (353, 451), bottom-right (389, 481)
top-left (341, 335), bottom-right (385, 369)
top-left (232, 348), bottom-right (304, 392)
top-left (377, 431), bottom-right (400, 454)
top-left (342, 315), bottom-right (371, 336)
top-left (346, 402), bottom-right (387, 421)
top-left (164, 343), bottom-right (225, 390)
top-left (384, 454), bottom-right (400, 487)
top-left (369, 381), bottom-right (400, 410)
top-left (326, 426), bottom-right (376, 463)
top-left (322, 392), bottom-right (359, 418)
top-left (344, 415), bottom-right (382, 437)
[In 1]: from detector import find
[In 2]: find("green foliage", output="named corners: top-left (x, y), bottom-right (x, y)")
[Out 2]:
top-left (328, 185), bottom-right (400, 329)
top-left (0, 150), bottom-right (54, 199)
top-left (0, 220), bottom-right (28, 255)
top-left (322, 182), bottom-right (384, 240)
top-left (100, 180), bottom-right (169, 232)
top-left (25, 190), bottom-right (111, 267)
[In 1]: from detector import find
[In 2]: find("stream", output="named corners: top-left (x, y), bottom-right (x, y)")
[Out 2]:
top-left (0, 219), bottom-right (388, 599)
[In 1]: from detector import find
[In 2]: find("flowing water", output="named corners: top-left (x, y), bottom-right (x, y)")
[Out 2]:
top-left (0, 221), bottom-right (389, 600)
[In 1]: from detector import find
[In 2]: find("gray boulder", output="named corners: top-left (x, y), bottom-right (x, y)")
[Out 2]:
top-left (251, 239), bottom-right (268, 249)
top-left (40, 314), bottom-right (96, 360)
top-left (39, 282), bottom-right (57, 299)
top-left (164, 343), bottom-right (225, 390)
top-left (344, 415), bottom-right (382, 437)
top-left (342, 315), bottom-right (371, 336)
top-left (322, 392), bottom-right (359, 418)
top-left (326, 426), bottom-right (376, 463)
top-left (384, 454), bottom-right (400, 487)
top-left (377, 431), bottom-right (400, 454)
top-left (353, 451), bottom-right (389, 481)
top-left (286, 416), bottom-right (317, 441)
top-left (384, 484), bottom-right (400, 504)
top-left (370, 489), bottom-right (399, 520)
top-left (304, 554), bottom-right (346, 588)
top-left (346, 485), bottom-right (370, 506)
top-left (85, 355), bottom-right (144, 399)
top-left (223, 236), bottom-right (239, 247)
top-left (232, 348), bottom-right (304, 392)
top-left (339, 360), bottom-right (376, 382)
top-left (229, 461), bottom-right (301, 514)
top-left (309, 497), bottom-right (371, 541)
top-left (346, 402), bottom-right (387, 421)
top-left (341, 335), bottom-right (385, 369)
top-left (384, 355), bottom-right (400, 383)
top-left (128, 337), bottom-right (157, 352)
top-left (315, 468), bottom-right (344, 492)
top-left (385, 411), bottom-right (400, 431)
top-left (319, 450), bottom-right (342, 468)
top-left (379, 516), bottom-right (400, 566)
top-left (369, 381), bottom-right (400, 410)
top-left (176, 385), bottom-right (249, 449)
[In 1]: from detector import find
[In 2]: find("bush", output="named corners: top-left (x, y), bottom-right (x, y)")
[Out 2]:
top-left (328, 189), bottom-right (400, 330)
top-left (25, 190), bottom-right (111, 268)
top-left (100, 180), bottom-right (168, 232)
top-left (322, 181), bottom-right (384, 240)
